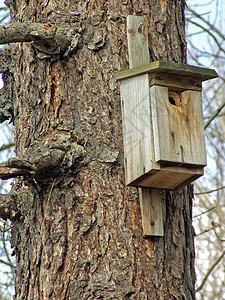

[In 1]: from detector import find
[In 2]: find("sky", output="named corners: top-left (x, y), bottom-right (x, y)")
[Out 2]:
top-left (186, 0), bottom-right (225, 66)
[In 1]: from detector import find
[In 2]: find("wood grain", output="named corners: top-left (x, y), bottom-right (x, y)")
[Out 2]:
top-left (126, 15), bottom-right (163, 236)
top-left (134, 166), bottom-right (204, 190)
top-left (127, 15), bottom-right (150, 68)
top-left (139, 188), bottom-right (163, 237)
top-left (120, 74), bottom-right (153, 185)
top-left (151, 86), bottom-right (207, 167)
top-left (115, 60), bottom-right (218, 81)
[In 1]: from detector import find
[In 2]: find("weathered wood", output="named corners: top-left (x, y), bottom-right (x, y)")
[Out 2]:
top-left (126, 15), bottom-right (163, 237)
top-left (151, 86), bottom-right (207, 167)
top-left (127, 15), bottom-right (150, 68)
top-left (119, 74), bottom-right (205, 190)
top-left (120, 74), bottom-right (154, 185)
top-left (139, 188), bottom-right (163, 237)
top-left (133, 166), bottom-right (204, 190)
top-left (117, 36), bottom-right (216, 194)
top-left (149, 73), bottom-right (202, 91)
top-left (115, 60), bottom-right (218, 81)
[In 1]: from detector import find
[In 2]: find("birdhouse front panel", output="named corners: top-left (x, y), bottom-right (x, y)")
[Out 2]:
top-left (151, 86), bottom-right (207, 167)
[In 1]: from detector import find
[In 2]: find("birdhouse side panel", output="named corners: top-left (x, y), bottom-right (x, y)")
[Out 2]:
top-left (151, 86), bottom-right (206, 167)
top-left (120, 74), bottom-right (155, 185)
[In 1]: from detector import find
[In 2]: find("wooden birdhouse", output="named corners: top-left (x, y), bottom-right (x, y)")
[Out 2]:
top-left (114, 15), bottom-right (218, 237)
top-left (115, 61), bottom-right (218, 190)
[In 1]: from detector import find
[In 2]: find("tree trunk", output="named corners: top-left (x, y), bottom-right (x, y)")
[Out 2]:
top-left (1, 0), bottom-right (196, 299)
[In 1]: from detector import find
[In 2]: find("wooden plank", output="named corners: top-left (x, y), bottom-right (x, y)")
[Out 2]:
top-left (122, 15), bottom-right (153, 185)
top-left (126, 15), bottom-right (163, 237)
top-left (120, 74), bottom-right (154, 185)
top-left (149, 73), bottom-right (202, 91)
top-left (151, 86), bottom-right (207, 167)
top-left (134, 166), bottom-right (204, 190)
top-left (115, 60), bottom-right (218, 81)
top-left (127, 15), bottom-right (150, 68)
top-left (139, 188), bottom-right (163, 236)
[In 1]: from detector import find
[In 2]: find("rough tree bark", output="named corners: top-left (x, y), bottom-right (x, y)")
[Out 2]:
top-left (0, 0), bottom-right (196, 299)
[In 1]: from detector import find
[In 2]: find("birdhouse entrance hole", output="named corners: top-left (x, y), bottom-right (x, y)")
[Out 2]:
top-left (169, 96), bottom-right (176, 106)
top-left (168, 90), bottom-right (182, 107)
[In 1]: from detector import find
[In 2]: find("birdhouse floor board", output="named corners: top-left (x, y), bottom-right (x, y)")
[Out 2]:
top-left (129, 167), bottom-right (204, 190)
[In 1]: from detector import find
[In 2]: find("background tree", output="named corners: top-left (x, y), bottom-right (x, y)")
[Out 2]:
top-left (0, 0), bottom-right (198, 299)
top-left (186, 1), bottom-right (225, 299)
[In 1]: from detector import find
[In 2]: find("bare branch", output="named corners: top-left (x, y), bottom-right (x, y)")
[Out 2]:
top-left (0, 166), bottom-right (32, 180)
top-left (0, 223), bottom-right (13, 233)
top-left (0, 22), bottom-right (48, 44)
top-left (0, 12), bottom-right (9, 24)
top-left (195, 249), bottom-right (225, 293)
top-left (186, 18), bottom-right (225, 55)
top-left (193, 206), bottom-right (217, 218)
top-left (0, 258), bottom-right (14, 268)
top-left (187, 6), bottom-right (225, 41)
top-left (204, 100), bottom-right (225, 129)
top-left (2, 222), bottom-right (15, 273)
top-left (195, 186), bottom-right (225, 195)
top-left (0, 143), bottom-right (14, 152)
top-left (195, 226), bottom-right (219, 237)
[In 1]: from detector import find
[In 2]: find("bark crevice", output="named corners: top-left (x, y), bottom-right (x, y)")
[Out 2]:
top-left (0, 193), bottom-right (17, 220)
top-left (0, 48), bottom-right (14, 123)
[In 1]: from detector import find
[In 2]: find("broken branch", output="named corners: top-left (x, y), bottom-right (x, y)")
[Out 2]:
top-left (0, 166), bottom-right (32, 180)
top-left (0, 22), bottom-right (81, 55)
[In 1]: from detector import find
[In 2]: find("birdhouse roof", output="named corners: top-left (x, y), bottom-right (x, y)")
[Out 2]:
top-left (115, 60), bottom-right (218, 82)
